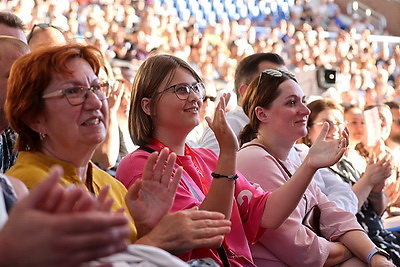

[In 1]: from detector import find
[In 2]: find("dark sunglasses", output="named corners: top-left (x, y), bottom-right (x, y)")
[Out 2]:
top-left (26, 23), bottom-right (64, 44)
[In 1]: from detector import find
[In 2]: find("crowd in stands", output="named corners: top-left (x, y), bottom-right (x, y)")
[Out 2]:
top-left (2, 0), bottom-right (398, 103)
top-left (1, 0), bottom-right (400, 266)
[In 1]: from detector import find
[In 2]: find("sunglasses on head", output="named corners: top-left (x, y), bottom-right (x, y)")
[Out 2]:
top-left (26, 23), bottom-right (64, 44)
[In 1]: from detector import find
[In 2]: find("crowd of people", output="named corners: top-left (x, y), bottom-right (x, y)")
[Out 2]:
top-left (1, 0), bottom-right (400, 266)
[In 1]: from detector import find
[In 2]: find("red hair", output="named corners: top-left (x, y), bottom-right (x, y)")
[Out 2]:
top-left (6, 44), bottom-right (104, 151)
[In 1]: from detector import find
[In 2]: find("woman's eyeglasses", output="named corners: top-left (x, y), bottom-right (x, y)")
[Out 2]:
top-left (256, 68), bottom-right (296, 88)
top-left (312, 120), bottom-right (346, 128)
top-left (161, 82), bottom-right (205, 100)
top-left (42, 82), bottom-right (109, 106)
top-left (26, 23), bottom-right (64, 44)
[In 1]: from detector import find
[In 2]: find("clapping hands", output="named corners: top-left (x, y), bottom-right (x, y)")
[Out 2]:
top-left (306, 122), bottom-right (349, 170)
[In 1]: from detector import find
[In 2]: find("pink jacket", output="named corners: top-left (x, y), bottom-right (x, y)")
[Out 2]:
top-left (237, 142), bottom-right (364, 267)
top-left (116, 145), bottom-right (270, 267)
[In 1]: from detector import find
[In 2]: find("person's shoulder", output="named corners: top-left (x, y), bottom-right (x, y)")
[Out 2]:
top-left (3, 175), bottom-right (29, 199)
top-left (119, 148), bottom-right (151, 169)
top-left (116, 149), bottom-right (151, 187)
top-left (6, 159), bottom-right (49, 190)
top-left (92, 167), bottom-right (127, 191)
top-left (239, 141), bottom-right (269, 155)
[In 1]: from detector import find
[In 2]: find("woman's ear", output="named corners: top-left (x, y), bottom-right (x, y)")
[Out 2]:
top-left (141, 97), bottom-right (151, 116)
top-left (255, 106), bottom-right (268, 122)
top-left (26, 115), bottom-right (47, 135)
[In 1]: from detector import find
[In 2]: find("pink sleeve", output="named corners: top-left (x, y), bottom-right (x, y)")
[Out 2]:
top-left (116, 150), bottom-right (149, 189)
top-left (194, 148), bottom-right (271, 243)
top-left (234, 172), bottom-right (271, 243)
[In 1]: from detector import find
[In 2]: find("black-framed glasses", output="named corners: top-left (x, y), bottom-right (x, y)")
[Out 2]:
top-left (257, 68), bottom-right (296, 88)
top-left (42, 82), bottom-right (109, 106)
top-left (26, 23), bottom-right (64, 44)
top-left (161, 82), bottom-right (205, 100)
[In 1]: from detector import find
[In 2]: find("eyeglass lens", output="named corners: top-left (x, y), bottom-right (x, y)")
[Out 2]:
top-left (173, 83), bottom-right (205, 100)
top-left (67, 84), bottom-right (107, 106)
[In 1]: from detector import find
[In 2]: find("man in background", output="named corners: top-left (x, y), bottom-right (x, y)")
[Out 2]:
top-left (199, 52), bottom-right (285, 153)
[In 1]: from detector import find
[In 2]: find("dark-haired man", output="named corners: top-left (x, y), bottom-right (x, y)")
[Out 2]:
top-left (199, 53), bottom-right (285, 153)
top-left (0, 12), bottom-right (27, 43)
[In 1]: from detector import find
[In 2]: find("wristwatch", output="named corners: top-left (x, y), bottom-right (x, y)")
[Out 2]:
top-left (367, 247), bottom-right (390, 266)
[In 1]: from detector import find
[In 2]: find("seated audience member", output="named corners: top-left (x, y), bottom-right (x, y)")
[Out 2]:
top-left (236, 68), bottom-right (393, 266)
top-left (26, 23), bottom-right (67, 51)
top-left (0, 14), bottom-right (28, 174)
top-left (116, 54), bottom-right (347, 265)
top-left (4, 44), bottom-right (232, 255)
top-left (0, 12), bottom-right (27, 43)
top-left (201, 52), bottom-right (358, 213)
top-left (0, 165), bottom-right (189, 266)
top-left (342, 105), bottom-right (368, 171)
top-left (350, 104), bottom-right (400, 207)
top-left (385, 101), bottom-right (400, 209)
top-left (92, 74), bottom-right (137, 176)
top-left (0, 36), bottom-right (30, 173)
top-left (303, 99), bottom-right (400, 265)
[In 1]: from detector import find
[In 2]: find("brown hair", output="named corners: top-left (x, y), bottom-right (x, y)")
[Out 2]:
top-left (239, 69), bottom-right (297, 145)
top-left (0, 12), bottom-right (25, 30)
top-left (234, 53), bottom-right (285, 96)
top-left (300, 99), bottom-right (344, 146)
top-left (6, 44), bottom-right (104, 151)
top-left (129, 54), bottom-right (202, 147)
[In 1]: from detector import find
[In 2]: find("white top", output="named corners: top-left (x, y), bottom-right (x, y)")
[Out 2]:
top-left (199, 106), bottom-right (249, 154)
top-left (295, 143), bottom-right (359, 214)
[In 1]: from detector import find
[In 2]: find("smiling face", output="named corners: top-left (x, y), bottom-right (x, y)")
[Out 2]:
top-left (152, 67), bottom-right (203, 137)
top-left (35, 57), bottom-right (108, 155)
top-left (263, 79), bottom-right (310, 142)
top-left (308, 108), bottom-right (345, 144)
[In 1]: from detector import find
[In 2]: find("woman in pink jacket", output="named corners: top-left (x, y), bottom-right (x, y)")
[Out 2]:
top-left (237, 68), bottom-right (394, 266)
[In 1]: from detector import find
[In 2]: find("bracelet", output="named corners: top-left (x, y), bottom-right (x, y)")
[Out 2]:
top-left (211, 172), bottom-right (239, 180)
top-left (367, 247), bottom-right (390, 266)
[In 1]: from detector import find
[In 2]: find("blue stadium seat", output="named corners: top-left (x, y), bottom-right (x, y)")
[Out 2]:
top-left (162, 0), bottom-right (294, 26)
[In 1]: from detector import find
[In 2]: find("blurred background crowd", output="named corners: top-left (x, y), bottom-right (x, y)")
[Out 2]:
top-left (3, 0), bottom-right (400, 109)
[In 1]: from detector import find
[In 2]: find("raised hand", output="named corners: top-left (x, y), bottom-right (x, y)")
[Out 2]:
top-left (306, 123), bottom-right (348, 170)
top-left (205, 93), bottom-right (238, 154)
top-left (107, 79), bottom-right (125, 113)
top-left (125, 147), bottom-right (182, 237)
top-left (364, 153), bottom-right (392, 188)
top-left (385, 179), bottom-right (400, 206)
